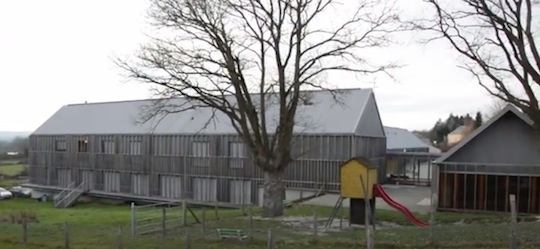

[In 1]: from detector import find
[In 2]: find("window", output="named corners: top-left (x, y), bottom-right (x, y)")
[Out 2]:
top-left (101, 140), bottom-right (115, 154)
top-left (77, 139), bottom-right (89, 152)
top-left (55, 140), bottom-right (67, 152)
top-left (191, 141), bottom-right (210, 167)
top-left (229, 142), bottom-right (245, 168)
top-left (129, 140), bottom-right (142, 155)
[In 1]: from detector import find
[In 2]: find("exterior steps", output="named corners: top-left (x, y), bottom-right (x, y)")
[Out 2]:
top-left (54, 181), bottom-right (86, 208)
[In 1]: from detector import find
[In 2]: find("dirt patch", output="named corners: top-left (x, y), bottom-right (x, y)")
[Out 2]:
top-left (245, 215), bottom-right (401, 234)
top-left (0, 210), bottom-right (39, 224)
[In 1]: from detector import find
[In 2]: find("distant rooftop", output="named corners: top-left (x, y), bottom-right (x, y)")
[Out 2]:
top-left (384, 126), bottom-right (429, 150)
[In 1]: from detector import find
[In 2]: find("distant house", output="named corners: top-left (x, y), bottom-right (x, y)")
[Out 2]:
top-left (384, 126), bottom-right (430, 152)
top-left (446, 124), bottom-right (474, 145)
top-left (434, 105), bottom-right (540, 214)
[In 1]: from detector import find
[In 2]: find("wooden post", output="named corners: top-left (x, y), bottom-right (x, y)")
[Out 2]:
top-left (339, 203), bottom-right (343, 230)
top-left (201, 207), bottom-right (206, 239)
top-left (359, 175), bottom-right (374, 249)
top-left (509, 194), bottom-right (518, 249)
top-left (214, 200), bottom-right (219, 220)
top-left (117, 226), bottom-right (124, 249)
top-left (313, 207), bottom-right (318, 238)
top-left (300, 187), bottom-right (304, 200)
top-left (266, 228), bottom-right (273, 249)
top-left (162, 207), bottom-right (167, 237)
top-left (247, 204), bottom-right (253, 240)
top-left (185, 228), bottom-right (192, 249)
top-left (430, 193), bottom-right (437, 245)
top-left (22, 218), bottom-right (28, 243)
top-left (130, 202), bottom-right (137, 237)
top-left (505, 176), bottom-right (510, 212)
top-left (182, 200), bottom-right (187, 226)
top-left (63, 222), bottom-right (70, 249)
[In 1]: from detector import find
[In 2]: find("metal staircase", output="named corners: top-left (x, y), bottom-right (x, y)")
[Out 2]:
top-left (54, 181), bottom-right (86, 208)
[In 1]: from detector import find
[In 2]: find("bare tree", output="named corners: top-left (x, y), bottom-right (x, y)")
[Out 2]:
top-left (116, 0), bottom-right (401, 217)
top-left (416, 0), bottom-right (540, 129)
top-left (484, 97), bottom-right (510, 119)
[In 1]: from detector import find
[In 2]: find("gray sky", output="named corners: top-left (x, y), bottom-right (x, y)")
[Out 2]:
top-left (0, 0), bottom-right (495, 132)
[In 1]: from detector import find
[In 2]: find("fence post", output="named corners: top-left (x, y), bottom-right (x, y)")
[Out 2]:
top-left (63, 222), bottom-right (70, 249)
top-left (509, 194), bottom-right (518, 249)
top-left (430, 193), bottom-right (437, 245)
top-left (266, 228), bottom-right (273, 249)
top-left (185, 228), bottom-right (192, 249)
top-left (248, 204), bottom-right (253, 240)
top-left (130, 202), bottom-right (137, 237)
top-left (22, 218), bottom-right (28, 243)
top-left (214, 200), bottom-right (219, 220)
top-left (201, 207), bottom-right (206, 239)
top-left (313, 207), bottom-right (318, 238)
top-left (339, 203), bottom-right (343, 230)
top-left (162, 207), bottom-right (167, 237)
top-left (118, 226), bottom-right (124, 249)
top-left (182, 200), bottom-right (187, 226)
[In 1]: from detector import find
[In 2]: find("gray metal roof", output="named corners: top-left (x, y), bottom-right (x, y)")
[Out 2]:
top-left (435, 104), bottom-right (532, 163)
top-left (33, 88), bottom-right (382, 135)
top-left (384, 126), bottom-right (429, 150)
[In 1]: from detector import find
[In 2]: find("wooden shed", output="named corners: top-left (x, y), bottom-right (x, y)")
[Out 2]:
top-left (434, 105), bottom-right (540, 214)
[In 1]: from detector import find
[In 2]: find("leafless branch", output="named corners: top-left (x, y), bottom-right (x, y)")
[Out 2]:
top-left (413, 0), bottom-right (540, 127)
top-left (115, 0), bottom-right (401, 216)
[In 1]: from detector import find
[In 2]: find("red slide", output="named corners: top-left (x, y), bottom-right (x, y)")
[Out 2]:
top-left (373, 184), bottom-right (430, 227)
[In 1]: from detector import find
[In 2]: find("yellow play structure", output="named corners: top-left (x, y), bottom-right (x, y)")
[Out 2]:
top-left (326, 157), bottom-right (378, 227)
top-left (326, 157), bottom-right (430, 228)
top-left (340, 157), bottom-right (378, 199)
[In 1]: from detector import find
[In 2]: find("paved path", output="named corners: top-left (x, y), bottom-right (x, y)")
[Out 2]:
top-left (292, 184), bottom-right (433, 214)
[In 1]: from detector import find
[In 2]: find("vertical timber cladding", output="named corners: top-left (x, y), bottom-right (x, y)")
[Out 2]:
top-left (160, 175), bottom-right (183, 199)
top-left (104, 171), bottom-right (121, 193)
top-left (57, 168), bottom-right (72, 187)
top-left (192, 177), bottom-right (217, 202)
top-left (229, 180), bottom-right (252, 205)
top-left (131, 173), bottom-right (150, 196)
top-left (80, 170), bottom-right (95, 190)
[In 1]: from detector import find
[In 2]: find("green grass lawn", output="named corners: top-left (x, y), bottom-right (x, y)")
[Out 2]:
top-left (0, 199), bottom-right (538, 249)
top-left (0, 164), bottom-right (25, 177)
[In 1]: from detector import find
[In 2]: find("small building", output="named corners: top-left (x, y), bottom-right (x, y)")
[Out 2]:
top-left (434, 105), bottom-right (540, 214)
top-left (26, 88), bottom-right (387, 206)
top-left (446, 125), bottom-right (474, 145)
top-left (384, 126), bottom-right (439, 185)
top-left (384, 126), bottom-right (430, 153)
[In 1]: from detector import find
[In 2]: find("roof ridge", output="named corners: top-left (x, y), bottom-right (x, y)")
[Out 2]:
top-left (66, 87), bottom-right (371, 107)
top-left (435, 104), bottom-right (532, 163)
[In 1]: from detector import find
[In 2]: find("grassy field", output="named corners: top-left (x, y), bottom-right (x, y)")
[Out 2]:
top-left (0, 160), bottom-right (27, 188)
top-left (0, 163), bottom-right (25, 176)
top-left (0, 198), bottom-right (539, 249)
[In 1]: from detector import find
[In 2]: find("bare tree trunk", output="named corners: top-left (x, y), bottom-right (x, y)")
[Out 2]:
top-left (262, 170), bottom-right (285, 217)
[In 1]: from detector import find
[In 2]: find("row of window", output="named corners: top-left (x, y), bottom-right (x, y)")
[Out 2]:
top-left (54, 139), bottom-right (246, 157)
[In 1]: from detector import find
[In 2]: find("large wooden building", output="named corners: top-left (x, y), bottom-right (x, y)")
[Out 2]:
top-left (26, 88), bottom-right (387, 206)
top-left (434, 105), bottom-right (540, 214)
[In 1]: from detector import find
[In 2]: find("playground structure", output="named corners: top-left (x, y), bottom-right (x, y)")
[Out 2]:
top-left (326, 157), bottom-right (429, 228)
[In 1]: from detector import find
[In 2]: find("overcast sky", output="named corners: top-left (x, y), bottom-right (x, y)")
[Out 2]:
top-left (0, 0), bottom-right (496, 132)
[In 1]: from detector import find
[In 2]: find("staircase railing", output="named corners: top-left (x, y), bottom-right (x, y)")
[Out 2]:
top-left (60, 181), bottom-right (86, 208)
top-left (54, 181), bottom-right (76, 207)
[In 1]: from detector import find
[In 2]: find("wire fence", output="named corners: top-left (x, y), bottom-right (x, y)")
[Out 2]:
top-left (1, 204), bottom-right (540, 249)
